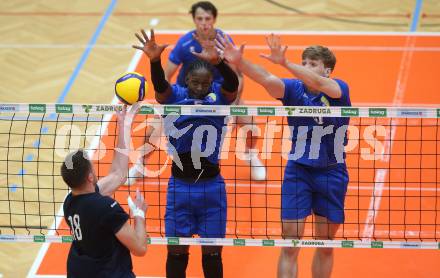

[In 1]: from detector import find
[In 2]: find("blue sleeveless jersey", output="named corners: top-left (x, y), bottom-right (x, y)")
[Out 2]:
top-left (280, 78), bottom-right (351, 168)
top-left (168, 29), bottom-right (233, 86)
top-left (163, 83), bottom-right (231, 164)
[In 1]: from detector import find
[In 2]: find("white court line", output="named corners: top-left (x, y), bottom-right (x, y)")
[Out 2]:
top-left (153, 29), bottom-right (440, 36)
top-left (245, 45), bottom-right (440, 52)
top-left (2, 44), bottom-right (440, 52)
top-left (26, 49), bottom-right (144, 278)
top-left (362, 36), bottom-right (416, 240)
top-left (3, 43), bottom-right (440, 52)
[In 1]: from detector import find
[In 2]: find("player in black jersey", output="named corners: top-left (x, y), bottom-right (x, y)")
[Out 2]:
top-left (62, 103), bottom-right (148, 278)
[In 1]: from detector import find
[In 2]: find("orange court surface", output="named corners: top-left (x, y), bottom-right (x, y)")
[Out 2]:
top-left (1, 1), bottom-right (440, 277)
top-left (31, 32), bottom-right (440, 278)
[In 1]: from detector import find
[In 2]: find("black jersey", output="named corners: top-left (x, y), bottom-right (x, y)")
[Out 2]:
top-left (63, 185), bottom-right (134, 278)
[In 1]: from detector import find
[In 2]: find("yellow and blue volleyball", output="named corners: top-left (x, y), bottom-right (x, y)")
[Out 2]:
top-left (114, 72), bottom-right (147, 105)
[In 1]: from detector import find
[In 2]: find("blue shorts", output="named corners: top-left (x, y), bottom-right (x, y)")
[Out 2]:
top-left (281, 160), bottom-right (349, 223)
top-left (165, 175), bottom-right (227, 238)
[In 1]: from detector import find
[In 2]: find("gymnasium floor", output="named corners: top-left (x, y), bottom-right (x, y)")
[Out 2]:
top-left (1, 1), bottom-right (440, 277)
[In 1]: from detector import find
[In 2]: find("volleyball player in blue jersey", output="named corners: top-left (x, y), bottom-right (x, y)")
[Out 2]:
top-left (127, 1), bottom-right (266, 184)
top-left (165, 1), bottom-right (231, 87)
top-left (133, 29), bottom-right (238, 278)
top-left (217, 34), bottom-right (351, 278)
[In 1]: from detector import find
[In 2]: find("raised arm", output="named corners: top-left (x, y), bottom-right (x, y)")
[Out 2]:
top-left (282, 60), bottom-right (341, 98)
top-left (261, 34), bottom-right (342, 99)
top-left (215, 60), bottom-right (239, 103)
top-left (132, 29), bottom-right (172, 104)
top-left (97, 103), bottom-right (140, 196)
top-left (165, 61), bottom-right (180, 82)
top-left (216, 34), bottom-right (285, 99)
top-left (191, 33), bottom-right (238, 103)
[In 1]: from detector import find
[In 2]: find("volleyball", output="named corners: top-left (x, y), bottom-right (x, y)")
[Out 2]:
top-left (114, 72), bottom-right (147, 105)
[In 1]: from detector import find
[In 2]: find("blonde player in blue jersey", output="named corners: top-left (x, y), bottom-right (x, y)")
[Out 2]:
top-left (133, 29), bottom-right (238, 278)
top-left (216, 34), bottom-right (351, 278)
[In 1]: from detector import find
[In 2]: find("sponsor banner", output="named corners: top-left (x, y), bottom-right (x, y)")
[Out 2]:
top-left (82, 105), bottom-right (93, 113)
top-left (400, 242), bottom-right (421, 249)
top-left (191, 107), bottom-right (218, 115)
top-left (371, 241), bottom-right (384, 248)
top-left (0, 234), bottom-right (438, 249)
top-left (164, 106), bottom-right (181, 115)
top-left (233, 239), bottom-right (246, 246)
top-left (0, 104), bottom-right (19, 112)
top-left (29, 104), bottom-right (46, 113)
top-left (167, 237), bottom-right (180, 245)
top-left (33, 235), bottom-right (46, 243)
top-left (229, 107), bottom-right (248, 116)
top-left (262, 240), bottom-right (275, 246)
top-left (301, 240), bottom-right (325, 247)
top-left (292, 239), bottom-right (300, 247)
top-left (62, 236), bottom-right (73, 243)
top-left (0, 235), bottom-right (16, 242)
top-left (257, 107), bottom-right (275, 116)
top-left (230, 107), bottom-right (248, 116)
top-left (3, 103), bottom-right (440, 119)
top-left (369, 108), bottom-right (387, 117)
top-left (297, 107), bottom-right (332, 116)
top-left (284, 107), bottom-right (297, 116)
top-left (196, 238), bottom-right (217, 245)
top-left (139, 106), bottom-right (154, 115)
top-left (341, 107), bottom-right (359, 117)
top-left (56, 104), bottom-right (73, 113)
top-left (341, 241), bottom-right (354, 248)
top-left (95, 105), bottom-right (122, 112)
top-left (396, 109), bottom-right (425, 117)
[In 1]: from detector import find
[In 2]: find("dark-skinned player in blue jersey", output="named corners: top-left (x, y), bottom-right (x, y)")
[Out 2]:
top-left (133, 29), bottom-right (238, 278)
top-left (127, 1), bottom-right (266, 185)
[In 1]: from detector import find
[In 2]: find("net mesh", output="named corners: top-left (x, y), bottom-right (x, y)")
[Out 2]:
top-left (0, 103), bottom-right (439, 247)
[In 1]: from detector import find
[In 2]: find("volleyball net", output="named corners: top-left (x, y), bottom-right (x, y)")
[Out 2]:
top-left (0, 103), bottom-right (439, 249)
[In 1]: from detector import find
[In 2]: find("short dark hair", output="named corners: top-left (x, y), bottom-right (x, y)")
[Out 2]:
top-left (302, 45), bottom-right (337, 72)
top-left (61, 150), bottom-right (92, 189)
top-left (189, 1), bottom-right (218, 19)
top-left (185, 59), bottom-right (214, 79)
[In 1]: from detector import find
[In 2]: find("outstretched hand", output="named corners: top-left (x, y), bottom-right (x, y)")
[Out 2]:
top-left (132, 29), bottom-right (168, 62)
top-left (128, 188), bottom-right (148, 218)
top-left (215, 33), bottom-right (245, 66)
top-left (191, 32), bottom-right (221, 65)
top-left (259, 33), bottom-right (288, 65)
top-left (134, 188), bottom-right (147, 214)
top-left (115, 102), bottom-right (141, 126)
